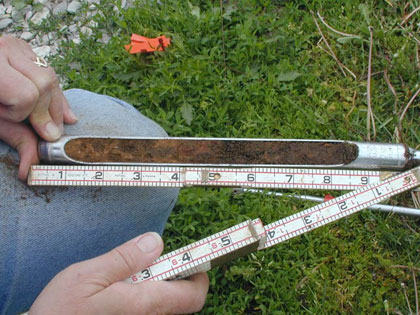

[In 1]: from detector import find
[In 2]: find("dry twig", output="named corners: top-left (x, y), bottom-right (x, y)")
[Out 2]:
top-left (316, 11), bottom-right (360, 38)
top-left (383, 69), bottom-right (398, 115)
top-left (345, 91), bottom-right (357, 120)
top-left (311, 11), bottom-right (347, 78)
top-left (401, 6), bottom-right (420, 25)
top-left (401, 214), bottom-right (419, 235)
top-left (219, 0), bottom-right (227, 76)
top-left (391, 265), bottom-right (420, 272)
top-left (413, 270), bottom-right (419, 315)
top-left (316, 45), bottom-right (357, 79)
top-left (411, 190), bottom-right (420, 209)
top-left (409, 32), bottom-right (420, 46)
top-left (366, 26), bottom-right (376, 141)
top-left (384, 69), bottom-right (401, 143)
top-left (406, 32), bottom-right (420, 69)
top-left (398, 87), bottom-right (420, 135)
top-left (416, 45), bottom-right (420, 69)
top-left (385, 0), bottom-right (393, 7)
top-left (401, 283), bottom-right (414, 315)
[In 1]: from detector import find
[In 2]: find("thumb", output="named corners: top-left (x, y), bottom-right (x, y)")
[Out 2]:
top-left (79, 232), bottom-right (164, 285)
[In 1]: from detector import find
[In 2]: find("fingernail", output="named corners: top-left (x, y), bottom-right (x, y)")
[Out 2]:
top-left (137, 232), bottom-right (161, 253)
top-left (59, 123), bottom-right (64, 133)
top-left (45, 122), bottom-right (61, 140)
top-left (68, 109), bottom-right (78, 122)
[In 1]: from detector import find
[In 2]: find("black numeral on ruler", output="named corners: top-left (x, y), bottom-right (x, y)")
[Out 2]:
top-left (132, 267), bottom-right (152, 282)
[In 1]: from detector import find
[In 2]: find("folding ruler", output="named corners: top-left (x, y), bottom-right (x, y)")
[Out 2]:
top-left (28, 136), bottom-right (420, 283)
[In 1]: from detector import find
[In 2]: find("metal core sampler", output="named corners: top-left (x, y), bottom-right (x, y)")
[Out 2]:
top-left (39, 135), bottom-right (420, 170)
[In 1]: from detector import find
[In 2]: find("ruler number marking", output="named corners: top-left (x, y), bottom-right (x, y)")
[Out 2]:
top-left (171, 251), bottom-right (193, 266)
top-left (208, 172), bottom-right (221, 181)
top-left (337, 200), bottom-right (348, 211)
top-left (93, 171), bottom-right (104, 180)
top-left (303, 215), bottom-right (313, 225)
top-left (404, 175), bottom-right (413, 186)
top-left (132, 268), bottom-right (152, 282)
top-left (211, 235), bottom-right (232, 249)
top-left (133, 171), bottom-right (141, 180)
top-left (141, 268), bottom-right (152, 280)
top-left (182, 252), bottom-right (192, 262)
top-left (323, 175), bottom-right (331, 184)
top-left (374, 187), bottom-right (383, 197)
top-left (266, 229), bottom-right (276, 239)
top-left (221, 235), bottom-right (231, 246)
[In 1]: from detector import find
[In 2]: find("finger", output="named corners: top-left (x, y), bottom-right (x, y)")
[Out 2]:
top-left (97, 272), bottom-right (209, 314)
top-left (27, 73), bottom-right (63, 140)
top-left (133, 273), bottom-right (209, 314)
top-left (0, 55), bottom-right (39, 122)
top-left (8, 43), bottom-right (62, 140)
top-left (13, 36), bottom-right (66, 128)
top-left (49, 85), bottom-right (78, 128)
top-left (0, 118), bottom-right (39, 180)
top-left (28, 91), bottom-right (62, 141)
top-left (62, 95), bottom-right (78, 124)
top-left (15, 34), bottom-right (38, 59)
top-left (46, 85), bottom-right (65, 132)
top-left (75, 232), bottom-right (164, 286)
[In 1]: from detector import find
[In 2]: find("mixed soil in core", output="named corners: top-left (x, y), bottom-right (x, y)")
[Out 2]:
top-left (65, 138), bottom-right (359, 165)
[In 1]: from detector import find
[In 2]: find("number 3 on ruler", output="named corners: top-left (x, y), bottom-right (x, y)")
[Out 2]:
top-left (132, 268), bottom-right (151, 281)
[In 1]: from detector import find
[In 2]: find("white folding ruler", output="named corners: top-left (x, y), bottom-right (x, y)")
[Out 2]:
top-left (28, 165), bottom-right (392, 190)
top-left (125, 166), bottom-right (420, 283)
top-left (27, 164), bottom-right (420, 282)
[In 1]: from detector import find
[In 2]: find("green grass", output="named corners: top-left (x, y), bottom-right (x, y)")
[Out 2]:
top-left (31, 0), bottom-right (420, 313)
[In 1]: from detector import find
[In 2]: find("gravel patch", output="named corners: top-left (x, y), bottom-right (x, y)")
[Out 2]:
top-left (1, 0), bottom-right (134, 60)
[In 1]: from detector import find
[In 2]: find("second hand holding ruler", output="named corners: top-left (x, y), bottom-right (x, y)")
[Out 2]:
top-left (28, 136), bottom-right (420, 282)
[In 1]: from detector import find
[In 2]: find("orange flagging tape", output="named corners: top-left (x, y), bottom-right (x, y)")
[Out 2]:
top-left (323, 193), bottom-right (335, 202)
top-left (124, 34), bottom-right (171, 54)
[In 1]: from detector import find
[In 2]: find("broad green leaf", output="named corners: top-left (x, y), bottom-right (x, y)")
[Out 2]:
top-left (277, 71), bottom-right (301, 82)
top-left (11, 0), bottom-right (26, 10)
top-left (32, 3), bottom-right (44, 12)
top-left (181, 103), bottom-right (193, 125)
top-left (337, 36), bottom-right (362, 44)
top-left (359, 3), bottom-right (371, 25)
top-left (191, 6), bottom-right (200, 19)
top-left (223, 4), bottom-right (237, 20)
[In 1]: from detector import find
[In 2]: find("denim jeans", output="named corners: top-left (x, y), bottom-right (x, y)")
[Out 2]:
top-left (0, 89), bottom-right (179, 314)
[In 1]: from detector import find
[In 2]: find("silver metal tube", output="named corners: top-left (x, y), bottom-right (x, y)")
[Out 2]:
top-left (234, 188), bottom-right (420, 217)
top-left (348, 142), bottom-right (410, 170)
top-left (38, 136), bottom-right (420, 170)
top-left (38, 136), bottom-right (79, 164)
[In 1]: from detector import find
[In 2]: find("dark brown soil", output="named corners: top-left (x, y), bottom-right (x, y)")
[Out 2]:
top-left (65, 138), bottom-right (358, 165)
top-left (0, 154), bottom-right (18, 171)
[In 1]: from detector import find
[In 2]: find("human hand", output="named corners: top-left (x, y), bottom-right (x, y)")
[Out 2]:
top-left (0, 35), bottom-right (77, 179)
top-left (29, 232), bottom-right (209, 314)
